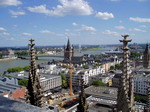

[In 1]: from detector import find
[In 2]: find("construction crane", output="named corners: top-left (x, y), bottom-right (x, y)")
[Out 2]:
top-left (58, 62), bottom-right (75, 96)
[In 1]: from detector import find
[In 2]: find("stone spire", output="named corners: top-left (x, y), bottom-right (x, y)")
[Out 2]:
top-left (26, 39), bottom-right (44, 108)
top-left (76, 74), bottom-right (88, 112)
top-left (117, 35), bottom-right (135, 112)
top-left (143, 44), bottom-right (150, 68)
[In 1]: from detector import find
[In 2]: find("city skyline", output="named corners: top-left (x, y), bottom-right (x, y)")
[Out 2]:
top-left (0, 0), bottom-right (150, 47)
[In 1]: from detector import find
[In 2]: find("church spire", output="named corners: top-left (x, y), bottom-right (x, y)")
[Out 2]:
top-left (66, 38), bottom-right (71, 50)
top-left (144, 44), bottom-right (149, 54)
top-left (26, 39), bottom-right (44, 108)
top-left (64, 38), bottom-right (74, 62)
top-left (117, 35), bottom-right (135, 112)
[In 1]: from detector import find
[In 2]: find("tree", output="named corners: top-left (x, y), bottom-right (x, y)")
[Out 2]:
top-left (15, 51), bottom-right (29, 56)
top-left (130, 51), bottom-right (142, 59)
top-left (59, 73), bottom-right (67, 88)
top-left (95, 59), bottom-right (100, 62)
top-left (94, 63), bottom-right (102, 68)
top-left (7, 65), bottom-right (30, 73)
top-left (23, 65), bottom-right (30, 71)
top-left (110, 66), bottom-right (115, 70)
top-left (7, 66), bottom-right (24, 73)
top-left (91, 80), bottom-right (106, 87)
top-left (115, 63), bottom-right (123, 70)
top-left (82, 65), bottom-right (89, 69)
top-left (135, 95), bottom-right (148, 103)
top-left (18, 79), bottom-right (28, 87)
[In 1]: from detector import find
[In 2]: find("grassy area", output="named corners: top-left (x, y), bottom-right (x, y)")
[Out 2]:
top-left (87, 47), bottom-right (102, 51)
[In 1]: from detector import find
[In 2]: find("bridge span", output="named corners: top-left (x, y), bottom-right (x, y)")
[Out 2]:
top-left (18, 54), bottom-right (64, 60)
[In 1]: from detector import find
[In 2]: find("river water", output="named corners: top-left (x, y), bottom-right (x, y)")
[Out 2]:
top-left (0, 47), bottom-right (115, 74)
top-left (0, 57), bottom-right (64, 74)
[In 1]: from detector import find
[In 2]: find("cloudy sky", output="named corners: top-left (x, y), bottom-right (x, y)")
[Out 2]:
top-left (0, 0), bottom-right (150, 47)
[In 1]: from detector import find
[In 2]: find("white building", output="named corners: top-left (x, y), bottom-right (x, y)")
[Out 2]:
top-left (134, 74), bottom-right (150, 95)
top-left (40, 74), bottom-right (62, 92)
top-left (87, 66), bottom-right (105, 76)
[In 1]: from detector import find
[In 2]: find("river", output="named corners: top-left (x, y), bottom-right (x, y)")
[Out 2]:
top-left (0, 57), bottom-right (64, 74)
top-left (0, 47), bottom-right (116, 74)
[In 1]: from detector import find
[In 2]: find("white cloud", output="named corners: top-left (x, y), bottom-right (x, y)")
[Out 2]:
top-left (40, 30), bottom-right (55, 34)
top-left (95, 12), bottom-right (114, 20)
top-left (22, 33), bottom-right (32, 36)
top-left (27, 0), bottom-right (93, 16)
top-left (139, 25), bottom-right (147, 28)
top-left (115, 26), bottom-right (125, 30)
top-left (78, 25), bottom-right (96, 32)
top-left (8, 37), bottom-right (15, 40)
top-left (0, 27), bottom-right (6, 31)
top-left (65, 29), bottom-right (70, 32)
top-left (129, 17), bottom-right (150, 23)
top-left (0, 32), bottom-right (10, 36)
top-left (119, 20), bottom-right (123, 23)
top-left (72, 22), bottom-right (78, 26)
top-left (0, 0), bottom-right (22, 7)
top-left (102, 30), bottom-right (119, 36)
top-left (129, 28), bottom-right (146, 32)
top-left (56, 33), bottom-right (65, 37)
top-left (9, 10), bottom-right (25, 18)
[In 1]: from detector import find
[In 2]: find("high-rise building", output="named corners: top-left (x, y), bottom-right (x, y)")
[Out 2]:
top-left (26, 39), bottom-right (44, 107)
top-left (143, 44), bottom-right (150, 68)
top-left (64, 38), bottom-right (74, 62)
top-left (117, 35), bottom-right (135, 112)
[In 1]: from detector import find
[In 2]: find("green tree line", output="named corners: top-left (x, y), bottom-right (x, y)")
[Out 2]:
top-left (7, 65), bottom-right (30, 73)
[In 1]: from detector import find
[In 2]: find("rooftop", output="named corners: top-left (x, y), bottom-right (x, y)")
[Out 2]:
top-left (0, 96), bottom-right (51, 112)
top-left (0, 83), bottom-right (23, 93)
top-left (85, 86), bottom-right (118, 100)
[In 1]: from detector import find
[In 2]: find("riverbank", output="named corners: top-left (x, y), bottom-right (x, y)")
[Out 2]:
top-left (0, 57), bottom-right (17, 62)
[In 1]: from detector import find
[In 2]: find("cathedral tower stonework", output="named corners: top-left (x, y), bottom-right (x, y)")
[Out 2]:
top-left (26, 39), bottom-right (44, 108)
top-left (117, 35), bottom-right (135, 112)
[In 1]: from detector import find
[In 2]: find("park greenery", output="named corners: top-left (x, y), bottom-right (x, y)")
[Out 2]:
top-left (94, 63), bottom-right (102, 68)
top-left (82, 65), bottom-right (89, 69)
top-left (87, 47), bottom-right (101, 51)
top-left (59, 73), bottom-right (67, 88)
top-left (14, 51), bottom-right (29, 56)
top-left (110, 63), bottom-right (123, 70)
top-left (91, 80), bottom-right (106, 87)
top-left (94, 59), bottom-right (100, 62)
top-left (135, 95), bottom-right (148, 103)
top-left (18, 79), bottom-right (28, 87)
top-left (130, 51), bottom-right (142, 60)
top-left (0, 55), bottom-right (2, 59)
top-left (7, 65), bottom-right (30, 73)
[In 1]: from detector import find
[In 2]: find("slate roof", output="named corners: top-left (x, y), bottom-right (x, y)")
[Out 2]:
top-left (0, 96), bottom-right (51, 112)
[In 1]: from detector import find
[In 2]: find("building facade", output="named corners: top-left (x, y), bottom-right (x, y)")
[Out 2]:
top-left (40, 75), bottom-right (62, 92)
top-left (134, 74), bottom-right (150, 95)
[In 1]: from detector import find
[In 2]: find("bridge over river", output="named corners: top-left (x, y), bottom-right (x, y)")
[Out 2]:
top-left (18, 54), bottom-right (64, 60)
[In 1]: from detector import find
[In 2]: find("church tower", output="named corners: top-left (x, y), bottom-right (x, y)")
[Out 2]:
top-left (143, 44), bottom-right (150, 68)
top-left (26, 39), bottom-right (44, 107)
top-left (64, 38), bottom-right (74, 62)
top-left (117, 35), bottom-right (135, 112)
